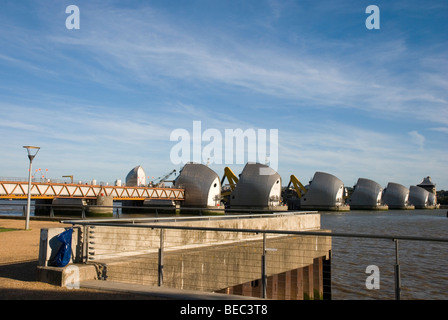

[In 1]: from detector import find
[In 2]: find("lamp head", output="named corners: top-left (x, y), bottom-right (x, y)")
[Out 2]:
top-left (23, 146), bottom-right (40, 161)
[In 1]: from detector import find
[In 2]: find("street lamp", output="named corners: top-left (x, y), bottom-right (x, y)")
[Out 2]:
top-left (23, 146), bottom-right (40, 230)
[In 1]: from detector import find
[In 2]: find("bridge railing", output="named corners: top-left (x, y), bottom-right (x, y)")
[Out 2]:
top-left (0, 181), bottom-right (184, 200)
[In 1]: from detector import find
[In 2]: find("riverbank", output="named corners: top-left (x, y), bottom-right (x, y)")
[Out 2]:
top-left (0, 218), bottom-right (161, 300)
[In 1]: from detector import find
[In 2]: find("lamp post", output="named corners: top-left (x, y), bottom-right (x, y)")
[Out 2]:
top-left (23, 146), bottom-right (40, 230)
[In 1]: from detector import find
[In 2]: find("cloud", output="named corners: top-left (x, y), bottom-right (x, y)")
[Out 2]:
top-left (430, 127), bottom-right (448, 134)
top-left (44, 4), bottom-right (447, 124)
top-left (408, 130), bottom-right (425, 150)
top-left (0, 2), bottom-right (442, 128)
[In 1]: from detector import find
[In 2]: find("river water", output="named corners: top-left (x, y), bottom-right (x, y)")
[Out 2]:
top-left (1, 201), bottom-right (447, 300)
top-left (320, 209), bottom-right (448, 300)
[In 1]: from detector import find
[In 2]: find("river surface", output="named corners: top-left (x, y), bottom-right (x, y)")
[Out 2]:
top-left (320, 209), bottom-right (448, 300)
top-left (1, 201), bottom-right (447, 300)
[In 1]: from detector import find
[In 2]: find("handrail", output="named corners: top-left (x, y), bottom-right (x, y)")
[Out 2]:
top-left (61, 219), bottom-right (448, 243)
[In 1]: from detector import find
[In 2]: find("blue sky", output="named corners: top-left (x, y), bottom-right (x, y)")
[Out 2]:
top-left (0, 0), bottom-right (447, 190)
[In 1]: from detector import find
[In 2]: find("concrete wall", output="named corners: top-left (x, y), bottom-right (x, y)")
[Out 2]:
top-left (101, 233), bottom-right (331, 296)
top-left (38, 227), bottom-right (83, 267)
top-left (84, 213), bottom-right (322, 261)
top-left (218, 256), bottom-right (330, 300)
top-left (37, 212), bottom-right (332, 298)
top-left (38, 213), bottom-right (323, 263)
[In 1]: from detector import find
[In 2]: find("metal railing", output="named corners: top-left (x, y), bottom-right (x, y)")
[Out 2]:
top-left (0, 181), bottom-right (185, 201)
top-left (0, 202), bottom-right (292, 219)
top-left (63, 216), bottom-right (331, 299)
top-left (61, 216), bottom-right (448, 300)
top-left (0, 177), bottom-right (118, 185)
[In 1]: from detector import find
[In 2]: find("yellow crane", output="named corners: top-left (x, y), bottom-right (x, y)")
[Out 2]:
top-left (220, 167), bottom-right (239, 206)
top-left (153, 169), bottom-right (176, 187)
top-left (221, 167), bottom-right (239, 195)
top-left (287, 174), bottom-right (307, 198)
top-left (62, 175), bottom-right (74, 184)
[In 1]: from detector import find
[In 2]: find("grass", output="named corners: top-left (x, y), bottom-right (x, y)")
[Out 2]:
top-left (0, 227), bottom-right (21, 232)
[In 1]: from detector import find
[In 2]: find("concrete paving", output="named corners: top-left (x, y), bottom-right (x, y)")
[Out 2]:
top-left (80, 280), bottom-right (262, 300)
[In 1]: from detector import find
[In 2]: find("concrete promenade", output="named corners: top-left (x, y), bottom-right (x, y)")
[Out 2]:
top-left (2, 212), bottom-right (331, 300)
top-left (36, 212), bottom-right (331, 299)
top-left (0, 217), bottom-right (238, 299)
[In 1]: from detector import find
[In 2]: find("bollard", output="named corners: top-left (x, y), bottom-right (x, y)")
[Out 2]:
top-left (394, 239), bottom-right (401, 300)
top-left (158, 229), bottom-right (164, 286)
top-left (261, 233), bottom-right (267, 298)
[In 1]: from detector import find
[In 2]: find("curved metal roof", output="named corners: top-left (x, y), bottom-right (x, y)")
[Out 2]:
top-left (125, 165), bottom-right (146, 187)
top-left (409, 185), bottom-right (429, 208)
top-left (382, 182), bottom-right (410, 208)
top-left (300, 171), bottom-right (345, 208)
top-left (347, 178), bottom-right (383, 207)
top-left (229, 163), bottom-right (282, 208)
top-left (174, 162), bottom-right (221, 207)
top-left (428, 192), bottom-right (437, 206)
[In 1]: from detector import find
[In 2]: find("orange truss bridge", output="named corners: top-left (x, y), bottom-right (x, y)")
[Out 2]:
top-left (0, 181), bottom-right (185, 201)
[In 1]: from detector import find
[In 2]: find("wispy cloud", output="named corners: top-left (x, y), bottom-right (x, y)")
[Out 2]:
top-left (42, 3), bottom-right (447, 125)
top-left (408, 130), bottom-right (425, 150)
top-left (430, 127), bottom-right (448, 134)
top-left (0, 1), bottom-right (440, 128)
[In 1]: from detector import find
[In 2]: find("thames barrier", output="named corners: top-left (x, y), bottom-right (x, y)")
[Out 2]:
top-left (2, 162), bottom-right (443, 300)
